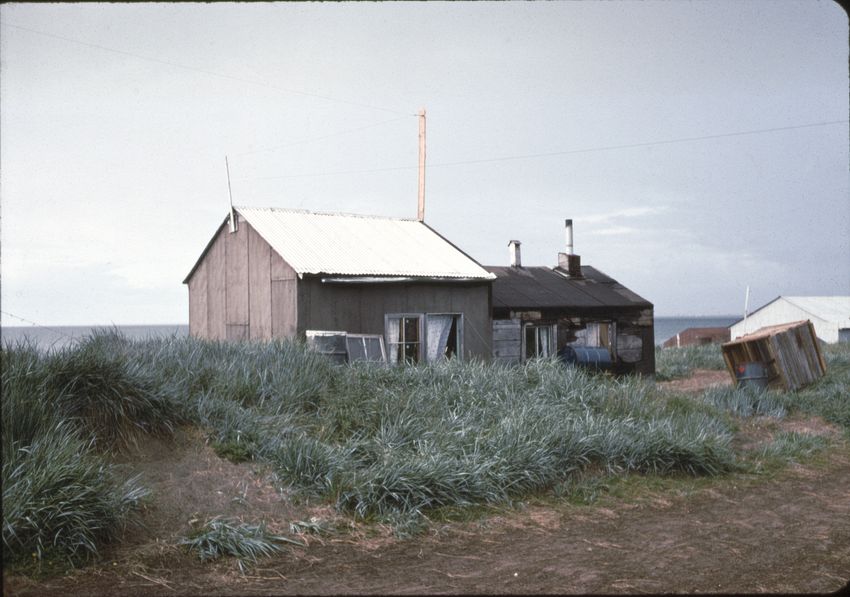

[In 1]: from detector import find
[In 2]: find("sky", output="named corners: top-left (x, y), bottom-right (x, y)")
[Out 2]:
top-left (1, 1), bottom-right (848, 326)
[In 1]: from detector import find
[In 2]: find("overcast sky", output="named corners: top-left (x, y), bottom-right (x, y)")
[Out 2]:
top-left (1, 1), bottom-right (848, 325)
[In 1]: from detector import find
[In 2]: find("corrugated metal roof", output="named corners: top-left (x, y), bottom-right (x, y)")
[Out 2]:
top-left (235, 207), bottom-right (495, 279)
top-left (485, 265), bottom-right (652, 311)
top-left (783, 296), bottom-right (850, 327)
top-left (730, 296), bottom-right (850, 328)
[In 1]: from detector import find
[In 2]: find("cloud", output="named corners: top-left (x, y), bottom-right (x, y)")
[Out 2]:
top-left (589, 226), bottom-right (638, 236)
top-left (580, 205), bottom-right (667, 225)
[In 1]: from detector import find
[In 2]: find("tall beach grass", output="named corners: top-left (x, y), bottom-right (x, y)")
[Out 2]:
top-left (5, 330), bottom-right (847, 566)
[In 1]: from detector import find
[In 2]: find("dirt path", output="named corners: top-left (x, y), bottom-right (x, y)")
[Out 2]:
top-left (10, 449), bottom-right (849, 595)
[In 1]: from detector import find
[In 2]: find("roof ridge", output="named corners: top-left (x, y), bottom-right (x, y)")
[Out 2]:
top-left (234, 206), bottom-right (419, 222)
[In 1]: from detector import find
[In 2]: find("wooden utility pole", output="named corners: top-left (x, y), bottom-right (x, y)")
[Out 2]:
top-left (417, 108), bottom-right (426, 222)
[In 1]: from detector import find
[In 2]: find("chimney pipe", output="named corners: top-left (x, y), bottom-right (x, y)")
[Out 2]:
top-left (558, 219), bottom-right (582, 277)
top-left (508, 240), bottom-right (522, 267)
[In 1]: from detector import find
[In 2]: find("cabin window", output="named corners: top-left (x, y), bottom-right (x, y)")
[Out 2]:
top-left (523, 324), bottom-right (556, 360)
top-left (425, 313), bottom-right (462, 362)
top-left (385, 315), bottom-right (422, 364)
top-left (570, 322), bottom-right (613, 349)
top-left (346, 334), bottom-right (387, 363)
top-left (386, 313), bottom-right (463, 364)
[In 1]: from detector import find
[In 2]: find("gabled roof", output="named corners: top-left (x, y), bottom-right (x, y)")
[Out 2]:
top-left (731, 296), bottom-right (850, 328)
top-left (184, 207), bottom-right (495, 283)
top-left (484, 265), bottom-right (652, 311)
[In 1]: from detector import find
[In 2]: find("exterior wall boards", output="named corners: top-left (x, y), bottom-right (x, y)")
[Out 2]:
top-left (206, 226), bottom-right (227, 340)
top-left (297, 278), bottom-right (492, 360)
top-left (248, 225), bottom-right (273, 340)
top-left (225, 217), bottom-right (250, 331)
top-left (188, 260), bottom-right (208, 338)
top-left (270, 250), bottom-right (298, 338)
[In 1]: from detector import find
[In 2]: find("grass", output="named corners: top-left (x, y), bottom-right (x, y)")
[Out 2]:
top-left (655, 343), bottom-right (727, 380)
top-left (4, 330), bottom-right (848, 569)
top-left (179, 517), bottom-right (303, 570)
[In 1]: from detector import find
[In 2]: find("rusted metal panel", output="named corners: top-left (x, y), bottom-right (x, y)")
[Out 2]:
top-left (248, 224), bottom-right (272, 340)
top-left (206, 227), bottom-right (227, 340)
top-left (271, 279), bottom-right (297, 338)
top-left (188, 259), bottom-right (208, 338)
top-left (721, 320), bottom-right (826, 391)
top-left (225, 222), bottom-right (249, 326)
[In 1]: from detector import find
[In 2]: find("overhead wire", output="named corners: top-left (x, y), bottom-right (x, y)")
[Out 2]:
top-left (0, 310), bottom-right (77, 340)
top-left (234, 119), bottom-right (849, 182)
top-left (1, 20), bottom-right (412, 117)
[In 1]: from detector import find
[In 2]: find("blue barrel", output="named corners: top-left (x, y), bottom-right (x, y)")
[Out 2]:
top-left (736, 362), bottom-right (769, 390)
top-left (558, 346), bottom-right (613, 371)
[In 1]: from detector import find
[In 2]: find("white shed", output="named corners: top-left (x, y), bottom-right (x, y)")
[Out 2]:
top-left (730, 296), bottom-right (850, 344)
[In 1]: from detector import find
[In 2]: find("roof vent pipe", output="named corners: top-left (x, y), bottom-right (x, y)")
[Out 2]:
top-left (508, 240), bottom-right (522, 268)
top-left (565, 218), bottom-right (574, 255)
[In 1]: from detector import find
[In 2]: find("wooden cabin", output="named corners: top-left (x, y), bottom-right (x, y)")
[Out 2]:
top-left (485, 221), bottom-right (655, 376)
top-left (183, 207), bottom-right (495, 363)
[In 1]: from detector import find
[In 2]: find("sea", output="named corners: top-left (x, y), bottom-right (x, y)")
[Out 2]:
top-left (1, 317), bottom-right (739, 352)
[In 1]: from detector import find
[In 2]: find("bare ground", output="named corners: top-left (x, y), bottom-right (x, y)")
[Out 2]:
top-left (6, 372), bottom-right (850, 596)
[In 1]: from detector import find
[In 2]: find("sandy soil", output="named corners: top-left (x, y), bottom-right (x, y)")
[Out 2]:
top-left (6, 372), bottom-right (850, 596)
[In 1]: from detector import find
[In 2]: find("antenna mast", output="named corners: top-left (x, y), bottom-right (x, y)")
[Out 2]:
top-left (225, 155), bottom-right (237, 233)
top-left (417, 108), bottom-right (426, 222)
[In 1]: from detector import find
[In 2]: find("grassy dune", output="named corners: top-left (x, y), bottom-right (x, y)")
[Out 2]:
top-left (3, 332), bottom-right (848, 566)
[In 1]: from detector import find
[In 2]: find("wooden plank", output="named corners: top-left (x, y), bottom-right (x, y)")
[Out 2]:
top-left (226, 324), bottom-right (249, 342)
top-left (271, 279), bottom-right (297, 338)
top-left (225, 224), bottom-right (249, 326)
top-left (248, 224), bottom-right (272, 340)
top-left (206, 227), bottom-right (227, 340)
top-left (188, 260), bottom-right (208, 338)
top-left (271, 251), bottom-right (297, 281)
top-left (811, 321), bottom-right (827, 375)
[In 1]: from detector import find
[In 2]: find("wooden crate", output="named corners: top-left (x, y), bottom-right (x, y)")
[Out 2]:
top-left (721, 320), bottom-right (826, 391)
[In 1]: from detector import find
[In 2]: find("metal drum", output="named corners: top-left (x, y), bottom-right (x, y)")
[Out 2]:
top-left (558, 346), bottom-right (613, 371)
top-left (735, 362), bottom-right (769, 390)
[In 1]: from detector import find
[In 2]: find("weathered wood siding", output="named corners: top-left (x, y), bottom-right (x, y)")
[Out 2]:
top-left (206, 226), bottom-right (227, 340)
top-left (271, 252), bottom-right (298, 339)
top-left (490, 307), bottom-right (655, 375)
top-left (187, 260), bottom-right (208, 338)
top-left (248, 225), bottom-right (272, 339)
top-left (492, 319), bottom-right (521, 364)
top-left (225, 218), bottom-right (249, 341)
top-left (297, 278), bottom-right (492, 360)
top-left (187, 218), bottom-right (295, 341)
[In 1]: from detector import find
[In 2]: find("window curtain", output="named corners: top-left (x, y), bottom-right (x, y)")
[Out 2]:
top-left (425, 315), bottom-right (453, 362)
top-left (538, 326), bottom-right (552, 358)
top-left (386, 317), bottom-right (400, 364)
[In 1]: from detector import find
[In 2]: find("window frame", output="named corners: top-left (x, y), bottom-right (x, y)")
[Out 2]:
top-left (384, 313), bottom-right (424, 364)
top-left (385, 312), bottom-right (464, 365)
top-left (522, 323), bottom-right (557, 361)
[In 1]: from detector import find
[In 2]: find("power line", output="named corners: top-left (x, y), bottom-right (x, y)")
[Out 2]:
top-left (430, 119), bottom-right (850, 169)
top-left (234, 119), bottom-right (848, 182)
top-left (0, 310), bottom-right (76, 340)
top-left (231, 115), bottom-right (412, 157)
top-left (1, 20), bottom-right (412, 117)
